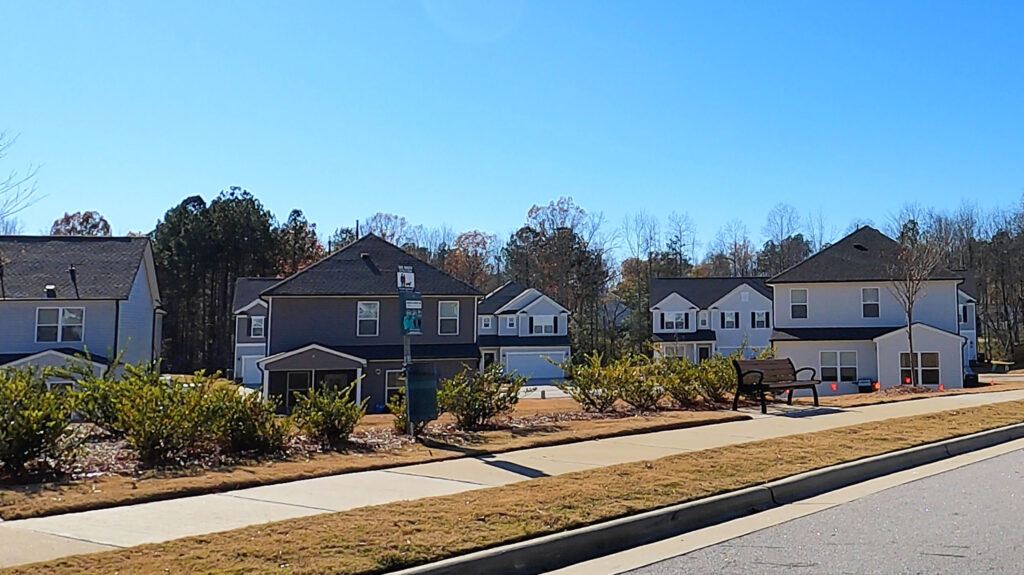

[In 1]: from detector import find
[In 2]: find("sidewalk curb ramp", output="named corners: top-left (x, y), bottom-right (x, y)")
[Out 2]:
top-left (391, 422), bottom-right (1024, 575)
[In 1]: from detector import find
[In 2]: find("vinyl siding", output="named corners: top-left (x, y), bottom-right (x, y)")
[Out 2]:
top-left (0, 299), bottom-right (117, 357)
top-left (116, 262), bottom-right (156, 364)
top-left (772, 281), bottom-right (959, 332)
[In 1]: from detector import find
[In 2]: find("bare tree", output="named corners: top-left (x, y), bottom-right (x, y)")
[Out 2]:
top-left (887, 220), bottom-right (949, 386)
top-left (0, 132), bottom-right (39, 222)
top-left (363, 212), bottom-right (414, 244)
top-left (0, 216), bottom-right (21, 234)
top-left (710, 219), bottom-right (756, 276)
top-left (761, 203), bottom-right (806, 275)
top-left (805, 208), bottom-right (837, 253)
top-left (665, 211), bottom-right (697, 275)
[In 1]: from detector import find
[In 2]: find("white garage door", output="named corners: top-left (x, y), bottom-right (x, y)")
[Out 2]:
top-left (240, 355), bottom-right (263, 385)
top-left (504, 350), bottom-right (567, 381)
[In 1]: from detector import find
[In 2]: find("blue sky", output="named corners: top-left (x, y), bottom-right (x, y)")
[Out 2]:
top-left (2, 1), bottom-right (1022, 255)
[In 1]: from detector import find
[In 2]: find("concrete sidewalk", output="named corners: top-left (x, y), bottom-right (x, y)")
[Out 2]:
top-left (3, 389), bottom-right (1024, 568)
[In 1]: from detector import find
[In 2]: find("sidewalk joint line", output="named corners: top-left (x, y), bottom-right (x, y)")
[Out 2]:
top-left (215, 493), bottom-right (338, 513)
top-left (380, 469), bottom-right (489, 487)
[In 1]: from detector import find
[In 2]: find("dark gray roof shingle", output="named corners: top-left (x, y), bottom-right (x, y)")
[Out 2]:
top-left (477, 335), bottom-right (571, 347)
top-left (0, 236), bottom-right (148, 300)
top-left (233, 277), bottom-right (280, 312)
top-left (652, 330), bottom-right (717, 343)
top-left (649, 277), bottom-right (772, 309)
top-left (478, 281), bottom-right (528, 314)
top-left (768, 227), bottom-right (964, 284)
top-left (770, 326), bottom-right (902, 342)
top-left (262, 235), bottom-right (481, 297)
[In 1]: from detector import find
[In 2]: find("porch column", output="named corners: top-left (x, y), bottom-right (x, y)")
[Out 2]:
top-left (355, 368), bottom-right (363, 404)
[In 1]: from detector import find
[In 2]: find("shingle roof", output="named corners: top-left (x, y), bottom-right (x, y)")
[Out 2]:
top-left (652, 330), bottom-right (717, 343)
top-left (649, 277), bottom-right (772, 309)
top-left (478, 281), bottom-right (528, 314)
top-left (0, 348), bottom-right (109, 367)
top-left (768, 226), bottom-right (964, 284)
top-left (770, 326), bottom-right (902, 342)
top-left (327, 343), bottom-right (481, 361)
top-left (233, 277), bottom-right (279, 312)
top-left (478, 335), bottom-right (571, 348)
top-left (262, 234), bottom-right (481, 297)
top-left (0, 236), bottom-right (148, 300)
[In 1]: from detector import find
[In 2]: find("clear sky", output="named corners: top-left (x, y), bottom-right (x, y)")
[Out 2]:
top-left (2, 1), bottom-right (1022, 255)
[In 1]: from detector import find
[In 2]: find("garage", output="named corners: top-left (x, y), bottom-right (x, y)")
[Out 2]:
top-left (503, 349), bottom-right (568, 382)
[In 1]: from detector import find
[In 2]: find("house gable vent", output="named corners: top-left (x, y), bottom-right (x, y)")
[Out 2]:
top-left (853, 243), bottom-right (868, 252)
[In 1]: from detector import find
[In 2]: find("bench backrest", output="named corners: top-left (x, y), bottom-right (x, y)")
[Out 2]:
top-left (733, 358), bottom-right (796, 385)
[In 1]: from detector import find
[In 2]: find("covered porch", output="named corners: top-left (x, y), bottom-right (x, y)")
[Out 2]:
top-left (258, 344), bottom-right (366, 414)
top-left (653, 331), bottom-right (716, 362)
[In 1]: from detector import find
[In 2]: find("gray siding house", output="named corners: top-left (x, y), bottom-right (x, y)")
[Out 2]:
top-left (650, 277), bottom-right (773, 361)
top-left (257, 234), bottom-right (481, 413)
top-left (0, 236), bottom-right (163, 377)
top-left (768, 226), bottom-right (974, 395)
top-left (232, 277), bottom-right (278, 387)
top-left (477, 281), bottom-right (571, 383)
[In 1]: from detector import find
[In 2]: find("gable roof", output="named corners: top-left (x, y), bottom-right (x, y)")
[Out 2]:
top-left (262, 234), bottom-right (481, 297)
top-left (768, 226), bottom-right (963, 284)
top-left (0, 236), bottom-right (149, 300)
top-left (479, 281), bottom-right (529, 314)
top-left (650, 277), bottom-right (772, 309)
top-left (233, 277), bottom-right (280, 313)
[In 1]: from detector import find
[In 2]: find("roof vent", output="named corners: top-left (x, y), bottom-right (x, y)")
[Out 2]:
top-left (360, 252), bottom-right (370, 259)
top-left (853, 243), bottom-right (868, 252)
top-left (44, 284), bottom-right (57, 298)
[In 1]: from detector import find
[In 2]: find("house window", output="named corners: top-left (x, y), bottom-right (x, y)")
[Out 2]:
top-left (663, 311), bottom-right (689, 331)
top-left (862, 288), bottom-right (880, 318)
top-left (439, 301), bottom-right (460, 335)
top-left (720, 311), bottom-right (739, 329)
top-left (385, 370), bottom-right (405, 401)
top-left (660, 343), bottom-right (683, 359)
top-left (791, 289), bottom-right (808, 319)
top-left (357, 301), bottom-right (379, 336)
top-left (699, 311), bottom-right (708, 328)
top-left (960, 304), bottom-right (974, 327)
top-left (250, 316), bottom-right (265, 338)
top-left (481, 316), bottom-right (493, 329)
top-left (821, 351), bottom-right (857, 382)
top-left (286, 371), bottom-right (311, 412)
top-left (752, 311), bottom-right (770, 329)
top-left (36, 307), bottom-right (84, 343)
top-left (900, 352), bottom-right (940, 385)
top-left (531, 315), bottom-right (556, 334)
top-left (506, 316), bottom-right (516, 329)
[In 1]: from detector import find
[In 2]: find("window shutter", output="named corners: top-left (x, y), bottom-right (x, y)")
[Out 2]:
top-left (766, 312), bottom-right (770, 327)
top-left (684, 313), bottom-right (690, 329)
top-left (554, 316), bottom-right (559, 333)
top-left (751, 312), bottom-right (755, 327)
top-left (529, 316), bottom-right (534, 334)
top-left (660, 313), bottom-right (665, 330)
top-left (720, 312), bottom-right (724, 327)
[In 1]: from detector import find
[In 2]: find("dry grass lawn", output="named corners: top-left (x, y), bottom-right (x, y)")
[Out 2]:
top-left (7, 400), bottom-right (1024, 575)
top-left (0, 403), bottom-right (742, 521)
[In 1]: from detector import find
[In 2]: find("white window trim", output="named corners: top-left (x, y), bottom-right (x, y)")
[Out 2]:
top-left (721, 311), bottom-right (739, 330)
top-left (481, 316), bottom-right (493, 329)
top-left (699, 310), bottom-right (708, 328)
top-left (356, 301), bottom-right (380, 337)
top-left (532, 314), bottom-right (556, 335)
top-left (438, 300), bottom-right (460, 336)
top-left (35, 306), bottom-right (85, 343)
top-left (819, 350), bottom-right (858, 383)
top-left (753, 311), bottom-right (769, 329)
top-left (664, 311), bottom-right (689, 331)
top-left (900, 351), bottom-right (941, 385)
top-left (286, 370), bottom-right (312, 411)
top-left (250, 316), bottom-right (265, 338)
top-left (791, 288), bottom-right (808, 320)
top-left (385, 369), bottom-right (405, 399)
top-left (861, 287), bottom-right (880, 318)
top-left (506, 316), bottom-right (516, 329)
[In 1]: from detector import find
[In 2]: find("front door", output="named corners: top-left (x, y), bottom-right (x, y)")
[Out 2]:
top-left (697, 345), bottom-right (712, 362)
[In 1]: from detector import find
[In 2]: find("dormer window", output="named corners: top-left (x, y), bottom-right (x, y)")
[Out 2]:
top-left (506, 316), bottom-right (516, 329)
top-left (481, 316), bottom-right (493, 329)
top-left (862, 288), bottom-right (880, 318)
top-left (250, 316), bottom-right (265, 338)
top-left (663, 312), bottom-right (689, 331)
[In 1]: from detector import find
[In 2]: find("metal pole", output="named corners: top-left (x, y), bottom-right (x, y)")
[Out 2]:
top-left (404, 334), bottom-right (413, 436)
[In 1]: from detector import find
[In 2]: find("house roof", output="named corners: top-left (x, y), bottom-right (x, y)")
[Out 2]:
top-left (956, 269), bottom-right (978, 300)
top-left (478, 335), bottom-right (571, 348)
top-left (233, 277), bottom-right (279, 312)
top-left (770, 326), bottom-right (902, 342)
top-left (330, 343), bottom-right (481, 361)
top-left (649, 277), bottom-right (772, 309)
top-left (0, 348), bottom-right (109, 367)
top-left (261, 234), bottom-right (481, 297)
top-left (768, 226), bottom-right (964, 284)
top-left (478, 281), bottom-right (528, 314)
top-left (0, 236), bottom-right (149, 300)
top-left (652, 330), bottom-right (717, 343)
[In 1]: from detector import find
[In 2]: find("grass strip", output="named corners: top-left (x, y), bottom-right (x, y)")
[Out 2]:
top-left (0, 410), bottom-right (745, 520)
top-left (6, 399), bottom-right (1024, 575)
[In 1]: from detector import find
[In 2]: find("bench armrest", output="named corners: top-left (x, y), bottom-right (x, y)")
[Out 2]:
top-left (793, 366), bottom-right (817, 380)
top-left (738, 369), bottom-right (764, 386)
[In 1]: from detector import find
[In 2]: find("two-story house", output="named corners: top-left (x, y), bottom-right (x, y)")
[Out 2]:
top-left (650, 277), bottom-right (773, 361)
top-left (232, 277), bottom-right (278, 388)
top-left (0, 235), bottom-right (163, 378)
top-left (768, 226), bottom-right (972, 395)
top-left (257, 234), bottom-right (481, 413)
top-left (477, 281), bottom-right (571, 383)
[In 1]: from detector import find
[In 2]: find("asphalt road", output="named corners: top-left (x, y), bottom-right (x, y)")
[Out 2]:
top-left (625, 447), bottom-right (1024, 575)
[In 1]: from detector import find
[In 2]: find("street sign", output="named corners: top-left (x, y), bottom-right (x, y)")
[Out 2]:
top-left (397, 265), bottom-right (415, 291)
top-left (400, 291), bottom-right (423, 336)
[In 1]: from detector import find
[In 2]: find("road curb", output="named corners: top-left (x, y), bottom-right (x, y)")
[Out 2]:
top-left (390, 422), bottom-right (1024, 575)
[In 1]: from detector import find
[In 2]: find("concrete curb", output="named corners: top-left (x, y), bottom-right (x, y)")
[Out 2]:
top-left (390, 422), bottom-right (1024, 575)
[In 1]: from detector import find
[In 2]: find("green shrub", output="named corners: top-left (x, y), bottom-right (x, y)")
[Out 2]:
top-left (210, 386), bottom-right (287, 455)
top-left (0, 368), bottom-right (80, 476)
top-left (616, 354), bottom-right (663, 412)
top-left (696, 353), bottom-right (737, 403)
top-left (291, 383), bottom-right (367, 450)
top-left (554, 352), bottom-right (619, 412)
top-left (656, 359), bottom-right (701, 407)
top-left (438, 363), bottom-right (526, 429)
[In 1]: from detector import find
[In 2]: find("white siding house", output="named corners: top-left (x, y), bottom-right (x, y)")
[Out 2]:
top-left (477, 282), bottom-right (571, 383)
top-left (232, 277), bottom-right (278, 388)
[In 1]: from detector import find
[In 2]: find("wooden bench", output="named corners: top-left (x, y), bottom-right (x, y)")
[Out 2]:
top-left (732, 359), bottom-right (820, 414)
top-left (990, 360), bottom-right (1013, 374)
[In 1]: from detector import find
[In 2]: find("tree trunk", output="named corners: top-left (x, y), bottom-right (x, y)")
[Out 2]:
top-left (906, 305), bottom-right (917, 386)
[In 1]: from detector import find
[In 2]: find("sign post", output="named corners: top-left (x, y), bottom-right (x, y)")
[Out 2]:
top-left (397, 265), bottom-right (418, 436)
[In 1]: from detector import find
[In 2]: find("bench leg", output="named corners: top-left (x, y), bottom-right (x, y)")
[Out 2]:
top-left (787, 388), bottom-right (794, 405)
top-left (811, 385), bottom-right (819, 407)
top-left (760, 389), bottom-right (767, 414)
top-left (732, 386), bottom-right (741, 411)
